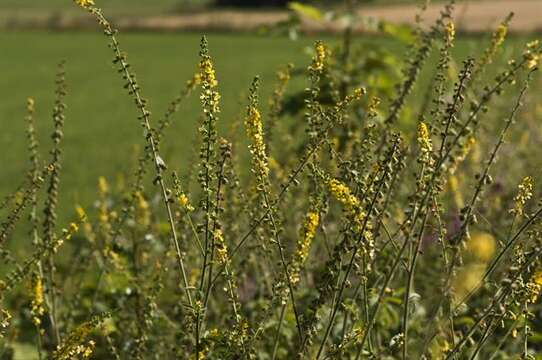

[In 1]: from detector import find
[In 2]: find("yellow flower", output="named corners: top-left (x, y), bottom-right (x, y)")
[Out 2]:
top-left (477, 19), bottom-right (510, 68)
top-left (27, 97), bottom-right (35, 112)
top-left (82, 340), bottom-right (95, 358)
top-left (367, 96), bottom-right (381, 118)
top-left (75, 0), bottom-right (94, 7)
top-left (290, 211), bottom-right (320, 284)
top-left (417, 122), bottom-right (432, 151)
top-left (524, 40), bottom-right (540, 69)
top-left (30, 275), bottom-right (45, 330)
top-left (467, 232), bottom-right (496, 263)
top-left (199, 54), bottom-right (221, 114)
top-left (445, 21), bottom-right (455, 45)
top-left (199, 38), bottom-right (221, 116)
top-left (134, 191), bottom-right (151, 226)
top-left (189, 72), bottom-right (202, 87)
top-left (510, 176), bottom-right (534, 216)
top-left (209, 328), bottom-right (220, 338)
top-left (54, 315), bottom-right (106, 360)
top-left (178, 193), bottom-right (194, 212)
top-left (214, 229), bottom-right (228, 265)
top-left (328, 179), bottom-right (360, 208)
top-left (417, 122), bottom-right (433, 163)
top-left (69, 222), bottom-right (78, 232)
top-left (526, 270), bottom-right (542, 303)
top-left (328, 179), bottom-right (369, 233)
top-left (309, 41), bottom-right (327, 73)
top-left (532, 271), bottom-right (542, 286)
top-left (0, 309), bottom-right (11, 338)
top-left (494, 24), bottom-right (507, 48)
top-left (75, 205), bottom-right (87, 222)
top-left (526, 53), bottom-right (540, 69)
top-left (199, 57), bottom-right (218, 89)
top-left (277, 67), bottom-right (290, 82)
top-left (245, 106), bottom-right (269, 182)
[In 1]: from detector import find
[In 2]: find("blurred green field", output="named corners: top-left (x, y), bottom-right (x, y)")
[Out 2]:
top-left (0, 31), bottom-right (530, 221)
top-left (0, 0), bottom-right (465, 14)
top-left (0, 0), bottom-right (193, 11)
top-left (0, 31), bottom-right (337, 216)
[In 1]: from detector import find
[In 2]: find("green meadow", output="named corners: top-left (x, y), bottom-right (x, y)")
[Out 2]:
top-left (0, 31), bottom-right (531, 217)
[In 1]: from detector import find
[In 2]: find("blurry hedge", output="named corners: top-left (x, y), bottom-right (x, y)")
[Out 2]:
top-left (214, 0), bottom-right (291, 7)
top-left (213, 0), bottom-right (372, 8)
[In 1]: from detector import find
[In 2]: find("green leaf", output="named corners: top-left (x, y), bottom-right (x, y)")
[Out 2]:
top-left (380, 21), bottom-right (414, 44)
top-left (287, 2), bottom-right (323, 21)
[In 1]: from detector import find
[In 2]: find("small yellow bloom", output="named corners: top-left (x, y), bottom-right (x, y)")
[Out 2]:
top-left (310, 41), bottom-right (327, 73)
top-left (0, 309), bottom-right (11, 338)
top-left (27, 97), bottom-right (35, 112)
top-left (178, 193), bottom-right (194, 212)
top-left (209, 328), bottom-right (220, 338)
top-left (510, 176), bottom-right (534, 216)
top-left (328, 179), bottom-right (360, 209)
top-left (30, 275), bottom-right (45, 330)
top-left (417, 122), bottom-right (432, 151)
top-left (445, 21), bottom-right (455, 45)
top-left (178, 194), bottom-right (188, 207)
top-left (54, 316), bottom-right (104, 360)
top-left (526, 270), bottom-right (542, 303)
top-left (214, 229), bottom-right (228, 265)
top-left (494, 24), bottom-right (507, 48)
top-left (69, 222), bottom-right (79, 233)
top-left (524, 40), bottom-right (540, 69)
top-left (290, 211), bottom-right (320, 284)
top-left (245, 106), bottom-right (269, 182)
top-left (75, 205), bottom-right (87, 222)
top-left (75, 0), bottom-right (94, 7)
top-left (328, 179), bottom-right (369, 234)
top-left (199, 57), bottom-right (218, 88)
top-left (367, 96), bottom-right (381, 118)
top-left (526, 54), bottom-right (540, 69)
top-left (190, 73), bottom-right (202, 87)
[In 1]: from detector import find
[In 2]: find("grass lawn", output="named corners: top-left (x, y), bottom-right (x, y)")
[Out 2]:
top-left (0, 31), bottom-right (335, 216)
top-left (0, 30), bottom-right (530, 223)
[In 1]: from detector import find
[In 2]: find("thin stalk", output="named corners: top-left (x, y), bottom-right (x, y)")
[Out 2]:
top-left (402, 209), bottom-right (431, 359)
top-left (86, 6), bottom-right (194, 309)
top-left (271, 304), bottom-right (286, 360)
top-left (316, 147), bottom-right (397, 358)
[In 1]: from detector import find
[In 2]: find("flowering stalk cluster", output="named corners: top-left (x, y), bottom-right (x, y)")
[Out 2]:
top-left (510, 176), bottom-right (534, 217)
top-left (289, 211), bottom-right (319, 285)
top-left (417, 122), bottom-right (433, 164)
top-left (245, 77), bottom-right (269, 188)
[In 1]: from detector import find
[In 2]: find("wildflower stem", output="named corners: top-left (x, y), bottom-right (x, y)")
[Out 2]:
top-left (84, 6), bottom-right (194, 309)
top-left (271, 304), bottom-right (286, 360)
top-left (317, 141), bottom-right (398, 358)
